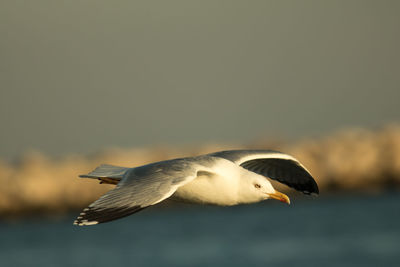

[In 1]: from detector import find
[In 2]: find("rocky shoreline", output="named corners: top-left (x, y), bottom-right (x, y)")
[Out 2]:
top-left (1, 125), bottom-right (399, 218)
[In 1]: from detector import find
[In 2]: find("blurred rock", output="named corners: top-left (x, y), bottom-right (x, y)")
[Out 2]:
top-left (1, 125), bottom-right (399, 217)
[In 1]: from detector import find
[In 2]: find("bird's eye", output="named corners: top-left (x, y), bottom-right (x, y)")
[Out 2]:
top-left (254, 184), bottom-right (261, 189)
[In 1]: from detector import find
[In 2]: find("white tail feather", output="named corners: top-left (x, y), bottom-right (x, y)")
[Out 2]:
top-left (79, 164), bottom-right (129, 179)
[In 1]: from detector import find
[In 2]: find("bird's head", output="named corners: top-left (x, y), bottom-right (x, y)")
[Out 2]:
top-left (240, 176), bottom-right (290, 204)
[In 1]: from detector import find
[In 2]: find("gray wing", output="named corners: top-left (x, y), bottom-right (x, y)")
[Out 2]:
top-left (74, 159), bottom-right (201, 226)
top-left (209, 150), bottom-right (319, 195)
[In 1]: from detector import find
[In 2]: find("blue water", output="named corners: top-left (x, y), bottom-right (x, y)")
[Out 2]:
top-left (1, 193), bottom-right (399, 267)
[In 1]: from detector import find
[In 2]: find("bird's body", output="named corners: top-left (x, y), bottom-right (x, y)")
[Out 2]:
top-left (172, 157), bottom-right (271, 205)
top-left (74, 150), bottom-right (318, 226)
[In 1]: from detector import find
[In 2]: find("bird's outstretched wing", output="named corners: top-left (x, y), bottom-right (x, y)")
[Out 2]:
top-left (74, 159), bottom-right (202, 226)
top-left (209, 150), bottom-right (319, 195)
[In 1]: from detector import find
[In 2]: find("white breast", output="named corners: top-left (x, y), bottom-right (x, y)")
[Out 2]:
top-left (172, 158), bottom-right (244, 205)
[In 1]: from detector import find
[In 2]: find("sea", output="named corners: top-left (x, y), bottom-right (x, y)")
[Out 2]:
top-left (1, 193), bottom-right (399, 267)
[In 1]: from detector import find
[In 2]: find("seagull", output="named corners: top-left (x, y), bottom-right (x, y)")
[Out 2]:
top-left (74, 150), bottom-right (318, 226)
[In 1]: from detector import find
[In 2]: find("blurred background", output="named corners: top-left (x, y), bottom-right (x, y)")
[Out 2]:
top-left (1, 1), bottom-right (399, 266)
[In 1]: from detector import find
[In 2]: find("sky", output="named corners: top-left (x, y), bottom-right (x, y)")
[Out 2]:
top-left (1, 1), bottom-right (399, 159)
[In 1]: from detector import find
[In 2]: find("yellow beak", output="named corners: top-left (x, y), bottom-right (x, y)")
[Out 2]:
top-left (268, 190), bottom-right (291, 205)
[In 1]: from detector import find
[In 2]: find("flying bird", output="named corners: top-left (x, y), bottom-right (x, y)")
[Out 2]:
top-left (74, 150), bottom-right (318, 226)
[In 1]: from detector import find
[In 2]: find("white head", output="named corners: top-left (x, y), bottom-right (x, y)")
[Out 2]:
top-left (238, 174), bottom-right (290, 204)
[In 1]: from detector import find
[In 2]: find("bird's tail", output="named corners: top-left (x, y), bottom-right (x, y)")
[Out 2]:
top-left (79, 164), bottom-right (129, 185)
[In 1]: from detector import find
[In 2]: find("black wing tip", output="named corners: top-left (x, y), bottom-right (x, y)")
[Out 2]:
top-left (301, 186), bottom-right (319, 196)
top-left (313, 184), bottom-right (320, 195)
top-left (293, 175), bottom-right (319, 196)
top-left (302, 179), bottom-right (319, 195)
top-left (73, 206), bottom-right (145, 226)
top-left (73, 207), bottom-right (98, 226)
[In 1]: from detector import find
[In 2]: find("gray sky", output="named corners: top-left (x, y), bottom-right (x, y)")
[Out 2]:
top-left (1, 1), bottom-right (399, 159)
